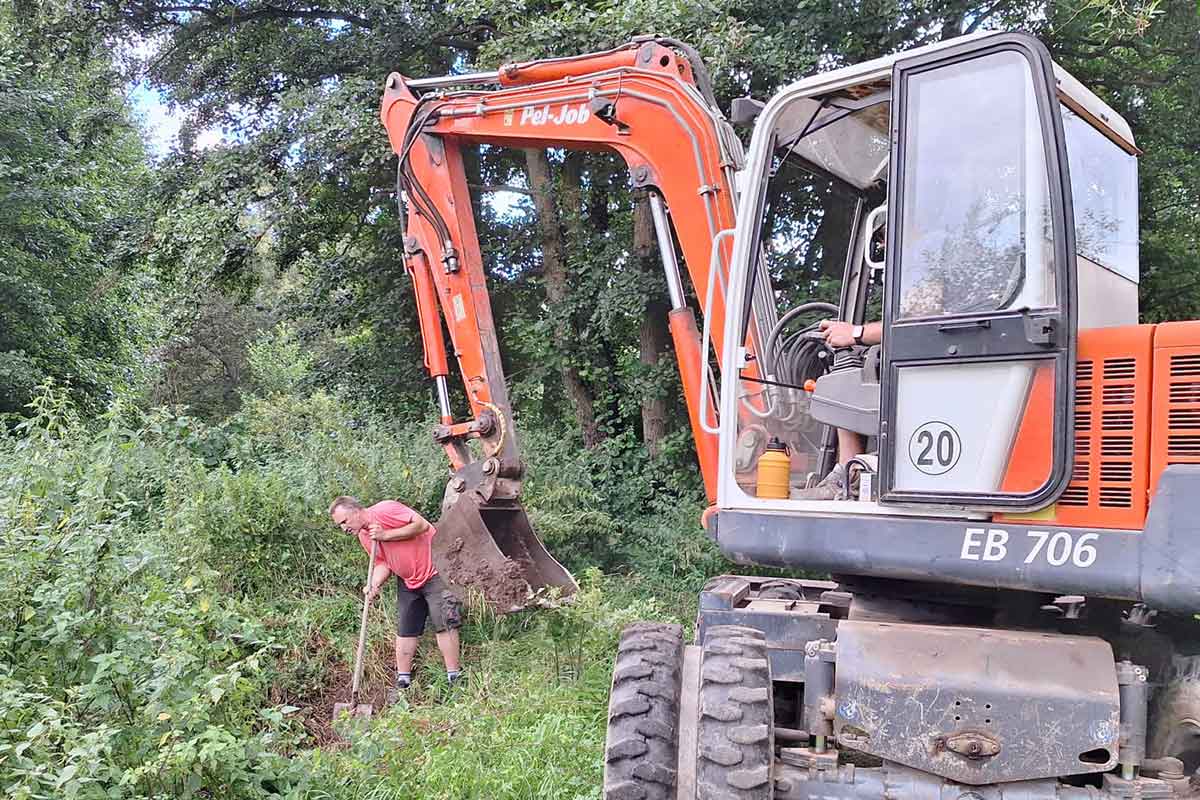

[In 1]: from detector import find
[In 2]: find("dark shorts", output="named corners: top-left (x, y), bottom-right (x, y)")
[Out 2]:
top-left (395, 573), bottom-right (462, 637)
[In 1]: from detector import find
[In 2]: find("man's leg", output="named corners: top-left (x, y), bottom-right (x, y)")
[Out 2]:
top-left (435, 628), bottom-right (461, 672)
top-left (392, 581), bottom-right (427, 698)
top-left (422, 575), bottom-right (464, 682)
top-left (793, 429), bottom-right (868, 500)
top-left (394, 635), bottom-right (419, 675)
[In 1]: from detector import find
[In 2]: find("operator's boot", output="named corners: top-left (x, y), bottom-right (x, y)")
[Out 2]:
top-left (791, 462), bottom-right (857, 500)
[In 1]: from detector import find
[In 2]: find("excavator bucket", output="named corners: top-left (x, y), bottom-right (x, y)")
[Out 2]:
top-left (433, 494), bottom-right (578, 614)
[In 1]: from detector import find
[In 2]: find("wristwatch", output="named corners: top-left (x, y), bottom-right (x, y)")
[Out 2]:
top-left (852, 324), bottom-right (865, 345)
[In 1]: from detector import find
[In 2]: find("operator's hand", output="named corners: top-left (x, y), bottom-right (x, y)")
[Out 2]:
top-left (367, 522), bottom-right (384, 541)
top-left (820, 320), bottom-right (857, 348)
top-left (363, 583), bottom-right (381, 602)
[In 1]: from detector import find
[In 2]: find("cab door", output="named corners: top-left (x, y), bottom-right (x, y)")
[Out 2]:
top-left (879, 34), bottom-right (1076, 509)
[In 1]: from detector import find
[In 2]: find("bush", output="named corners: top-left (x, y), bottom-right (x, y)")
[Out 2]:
top-left (0, 386), bottom-right (300, 798)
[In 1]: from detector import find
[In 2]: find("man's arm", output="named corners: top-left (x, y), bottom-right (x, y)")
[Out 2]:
top-left (369, 515), bottom-right (431, 542)
top-left (820, 320), bottom-right (883, 348)
top-left (364, 561), bottom-right (392, 601)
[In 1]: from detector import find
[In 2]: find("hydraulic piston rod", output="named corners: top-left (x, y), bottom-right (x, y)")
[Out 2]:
top-left (649, 193), bottom-right (687, 310)
top-left (405, 71), bottom-right (501, 90)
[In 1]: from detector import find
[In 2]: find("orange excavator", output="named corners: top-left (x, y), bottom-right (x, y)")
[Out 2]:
top-left (378, 37), bottom-right (762, 612)
top-left (383, 33), bottom-right (1200, 800)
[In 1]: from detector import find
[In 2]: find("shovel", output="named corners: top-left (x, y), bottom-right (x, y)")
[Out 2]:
top-left (333, 538), bottom-right (378, 727)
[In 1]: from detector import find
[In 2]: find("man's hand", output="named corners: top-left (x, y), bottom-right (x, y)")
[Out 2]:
top-left (363, 583), bottom-right (381, 602)
top-left (820, 320), bottom-right (858, 348)
top-left (367, 522), bottom-right (384, 540)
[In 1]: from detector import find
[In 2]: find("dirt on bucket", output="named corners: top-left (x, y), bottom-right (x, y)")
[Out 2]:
top-left (432, 493), bottom-right (580, 615)
top-left (437, 530), bottom-right (535, 614)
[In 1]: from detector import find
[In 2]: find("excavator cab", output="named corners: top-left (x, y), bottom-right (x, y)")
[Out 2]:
top-left (721, 32), bottom-right (1138, 512)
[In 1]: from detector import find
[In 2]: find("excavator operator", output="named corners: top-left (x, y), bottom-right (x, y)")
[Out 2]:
top-left (792, 319), bottom-right (884, 500)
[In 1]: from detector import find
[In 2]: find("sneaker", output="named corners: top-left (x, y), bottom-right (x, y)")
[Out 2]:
top-left (447, 670), bottom-right (464, 687)
top-left (387, 676), bottom-right (412, 705)
top-left (791, 463), bottom-right (855, 500)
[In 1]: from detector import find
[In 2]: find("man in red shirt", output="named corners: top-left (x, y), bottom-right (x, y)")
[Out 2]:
top-left (329, 495), bottom-right (462, 696)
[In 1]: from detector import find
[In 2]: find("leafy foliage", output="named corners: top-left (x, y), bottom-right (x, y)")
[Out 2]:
top-left (0, 14), bottom-right (161, 419)
top-left (0, 378), bottom-right (719, 797)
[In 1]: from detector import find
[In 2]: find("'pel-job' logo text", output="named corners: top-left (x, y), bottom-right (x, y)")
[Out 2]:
top-left (510, 104), bottom-right (591, 126)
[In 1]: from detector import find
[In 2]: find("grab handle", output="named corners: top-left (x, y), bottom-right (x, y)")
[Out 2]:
top-left (699, 228), bottom-right (737, 435)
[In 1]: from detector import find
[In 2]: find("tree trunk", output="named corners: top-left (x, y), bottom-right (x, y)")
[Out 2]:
top-left (633, 193), bottom-right (671, 456)
top-left (522, 148), bottom-right (603, 447)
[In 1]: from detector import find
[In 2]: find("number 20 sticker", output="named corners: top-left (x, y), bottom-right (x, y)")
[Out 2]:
top-left (909, 421), bottom-right (962, 476)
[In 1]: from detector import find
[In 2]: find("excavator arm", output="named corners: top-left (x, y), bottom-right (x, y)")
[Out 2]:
top-left (378, 39), bottom-right (765, 610)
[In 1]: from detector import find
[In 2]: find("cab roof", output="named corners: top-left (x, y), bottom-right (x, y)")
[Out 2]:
top-left (777, 31), bottom-right (1137, 154)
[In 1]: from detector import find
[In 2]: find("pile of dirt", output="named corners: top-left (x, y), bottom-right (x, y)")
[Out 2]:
top-left (437, 533), bottom-right (532, 615)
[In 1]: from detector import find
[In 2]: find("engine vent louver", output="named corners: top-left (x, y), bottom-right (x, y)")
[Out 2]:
top-left (1102, 410), bottom-right (1135, 431)
top-left (1104, 358), bottom-right (1136, 380)
top-left (1099, 487), bottom-right (1132, 507)
top-left (1103, 385), bottom-right (1135, 405)
top-left (1101, 437), bottom-right (1133, 457)
top-left (1167, 435), bottom-right (1200, 456)
top-left (1062, 358), bottom-right (1096, 508)
top-left (1170, 383), bottom-right (1200, 403)
top-left (1002, 328), bottom-right (1151, 530)
top-left (1060, 484), bottom-right (1090, 506)
top-left (1166, 352), bottom-right (1200, 470)
top-left (1100, 463), bottom-right (1133, 482)
top-left (1170, 354), bottom-right (1200, 376)
top-left (1063, 354), bottom-right (1138, 514)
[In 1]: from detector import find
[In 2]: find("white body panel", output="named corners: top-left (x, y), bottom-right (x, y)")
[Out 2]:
top-left (1078, 255), bottom-right (1139, 329)
top-left (892, 362), bottom-right (1034, 492)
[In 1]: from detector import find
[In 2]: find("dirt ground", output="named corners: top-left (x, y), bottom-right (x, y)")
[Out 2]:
top-left (270, 630), bottom-right (394, 748)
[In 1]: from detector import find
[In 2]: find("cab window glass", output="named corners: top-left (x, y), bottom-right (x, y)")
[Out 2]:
top-left (1063, 107), bottom-right (1139, 282)
top-left (763, 153), bottom-right (860, 309)
top-left (898, 51), bottom-right (1054, 320)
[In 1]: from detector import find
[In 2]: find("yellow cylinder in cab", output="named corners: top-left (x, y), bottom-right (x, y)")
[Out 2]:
top-left (756, 438), bottom-right (790, 499)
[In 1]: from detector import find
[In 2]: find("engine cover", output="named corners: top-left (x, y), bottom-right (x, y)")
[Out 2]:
top-left (832, 621), bottom-right (1120, 785)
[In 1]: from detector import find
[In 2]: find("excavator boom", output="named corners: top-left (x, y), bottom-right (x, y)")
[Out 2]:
top-left (379, 39), bottom-right (763, 611)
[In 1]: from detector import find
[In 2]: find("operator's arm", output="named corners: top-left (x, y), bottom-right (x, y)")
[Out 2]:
top-left (820, 320), bottom-right (883, 349)
top-left (369, 515), bottom-right (431, 542)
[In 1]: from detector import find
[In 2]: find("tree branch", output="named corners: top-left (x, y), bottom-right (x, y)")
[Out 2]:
top-left (126, 2), bottom-right (373, 32)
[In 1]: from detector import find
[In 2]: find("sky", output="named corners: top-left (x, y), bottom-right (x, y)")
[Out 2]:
top-left (127, 80), bottom-right (224, 157)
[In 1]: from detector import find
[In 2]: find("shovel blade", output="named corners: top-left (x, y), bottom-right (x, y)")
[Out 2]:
top-left (332, 701), bottom-right (374, 735)
top-left (434, 496), bottom-right (577, 614)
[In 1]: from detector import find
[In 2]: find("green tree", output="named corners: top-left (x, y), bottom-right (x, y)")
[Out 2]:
top-left (72, 0), bottom-right (1200, 458)
top-left (0, 8), bottom-right (162, 418)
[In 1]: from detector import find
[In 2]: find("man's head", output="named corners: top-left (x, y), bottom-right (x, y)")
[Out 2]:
top-left (329, 495), bottom-right (368, 534)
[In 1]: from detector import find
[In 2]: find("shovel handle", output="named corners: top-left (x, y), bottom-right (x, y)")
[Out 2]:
top-left (349, 538), bottom-right (378, 701)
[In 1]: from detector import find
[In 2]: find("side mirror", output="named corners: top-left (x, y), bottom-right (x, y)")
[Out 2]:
top-left (731, 96), bottom-right (765, 125)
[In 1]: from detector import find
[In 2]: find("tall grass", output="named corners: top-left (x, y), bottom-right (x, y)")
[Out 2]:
top-left (0, 383), bottom-right (734, 798)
